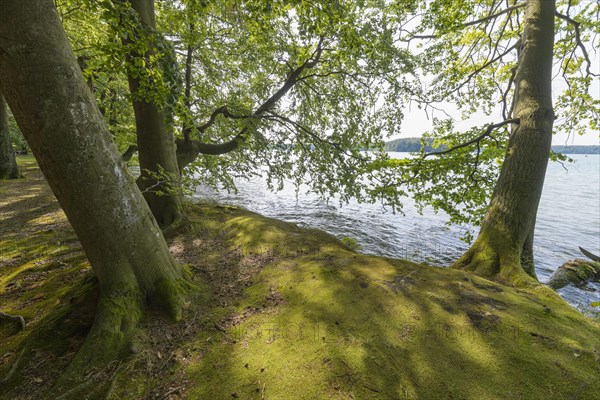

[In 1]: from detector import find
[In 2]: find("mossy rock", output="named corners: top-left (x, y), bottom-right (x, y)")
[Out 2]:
top-left (548, 259), bottom-right (600, 290)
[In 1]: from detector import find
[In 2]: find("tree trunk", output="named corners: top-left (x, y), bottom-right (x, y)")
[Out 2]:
top-left (125, 0), bottom-right (184, 228)
top-left (0, 93), bottom-right (20, 179)
top-left (0, 0), bottom-right (191, 378)
top-left (452, 0), bottom-right (555, 286)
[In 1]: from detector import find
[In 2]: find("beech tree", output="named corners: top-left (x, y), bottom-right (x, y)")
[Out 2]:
top-left (0, 94), bottom-right (19, 180)
top-left (377, 0), bottom-right (599, 285)
top-left (0, 0), bottom-right (192, 377)
top-left (452, 0), bottom-right (557, 284)
top-left (123, 0), bottom-right (184, 227)
top-left (60, 0), bottom-right (420, 227)
top-left (44, 0), bottom-right (598, 289)
top-left (94, 0), bottom-right (422, 206)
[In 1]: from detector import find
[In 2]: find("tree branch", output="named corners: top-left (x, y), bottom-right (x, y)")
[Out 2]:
top-left (555, 11), bottom-right (599, 77)
top-left (502, 65), bottom-right (518, 120)
top-left (463, 3), bottom-right (525, 27)
top-left (423, 118), bottom-right (519, 158)
top-left (401, 3), bottom-right (525, 42)
top-left (398, 33), bottom-right (438, 43)
top-left (440, 40), bottom-right (520, 100)
top-left (180, 36), bottom-right (326, 165)
top-left (267, 111), bottom-right (346, 152)
top-left (195, 106), bottom-right (253, 133)
top-left (121, 144), bottom-right (138, 162)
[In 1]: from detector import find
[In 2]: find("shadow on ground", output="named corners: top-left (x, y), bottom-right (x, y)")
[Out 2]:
top-left (1, 158), bottom-right (599, 399)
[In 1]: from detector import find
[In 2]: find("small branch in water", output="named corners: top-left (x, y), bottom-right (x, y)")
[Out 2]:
top-left (580, 246), bottom-right (600, 262)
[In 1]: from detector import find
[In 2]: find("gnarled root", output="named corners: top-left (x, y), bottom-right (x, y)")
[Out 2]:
top-left (52, 268), bottom-right (196, 395)
top-left (52, 283), bottom-right (143, 395)
top-left (452, 233), bottom-right (536, 288)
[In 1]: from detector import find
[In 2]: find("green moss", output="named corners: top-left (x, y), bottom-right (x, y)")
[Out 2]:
top-left (453, 230), bottom-right (537, 287)
top-left (1, 183), bottom-right (599, 399)
top-left (180, 207), bottom-right (600, 400)
top-left (152, 264), bottom-right (209, 320)
top-left (0, 274), bottom-right (97, 394)
top-left (340, 236), bottom-right (360, 252)
top-left (15, 154), bottom-right (36, 166)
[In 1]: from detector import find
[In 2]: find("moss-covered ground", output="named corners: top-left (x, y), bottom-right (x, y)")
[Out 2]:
top-left (1, 158), bottom-right (599, 399)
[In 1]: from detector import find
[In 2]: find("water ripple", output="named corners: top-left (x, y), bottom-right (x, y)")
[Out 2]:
top-left (193, 154), bottom-right (600, 307)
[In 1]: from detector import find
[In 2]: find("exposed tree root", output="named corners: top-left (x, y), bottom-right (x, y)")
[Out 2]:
top-left (162, 213), bottom-right (192, 239)
top-left (151, 272), bottom-right (197, 321)
top-left (51, 267), bottom-right (197, 396)
top-left (452, 233), bottom-right (537, 288)
top-left (53, 284), bottom-right (143, 393)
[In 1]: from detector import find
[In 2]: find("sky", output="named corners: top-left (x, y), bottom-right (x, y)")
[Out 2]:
top-left (396, 98), bottom-right (600, 146)
top-left (393, 53), bottom-right (600, 146)
top-left (387, 3), bottom-right (600, 147)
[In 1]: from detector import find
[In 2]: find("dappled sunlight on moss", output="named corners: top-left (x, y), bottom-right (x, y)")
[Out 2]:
top-left (180, 205), bottom-right (600, 399)
top-left (1, 165), bottom-right (95, 396)
top-left (1, 166), bottom-right (599, 399)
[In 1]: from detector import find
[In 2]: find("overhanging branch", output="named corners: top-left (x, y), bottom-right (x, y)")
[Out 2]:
top-left (177, 37), bottom-right (326, 167)
top-left (440, 40), bottom-right (520, 100)
top-left (192, 38), bottom-right (324, 148)
top-left (401, 3), bottom-right (525, 42)
top-left (463, 3), bottom-right (526, 27)
top-left (423, 118), bottom-right (519, 158)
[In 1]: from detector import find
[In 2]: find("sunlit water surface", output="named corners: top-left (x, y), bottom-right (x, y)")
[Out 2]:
top-left (192, 153), bottom-right (600, 307)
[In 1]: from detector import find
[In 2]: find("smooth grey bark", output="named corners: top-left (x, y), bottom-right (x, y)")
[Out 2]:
top-left (121, 144), bottom-right (139, 162)
top-left (125, 0), bottom-right (184, 228)
top-left (453, 0), bottom-right (555, 285)
top-left (0, 94), bottom-right (20, 179)
top-left (0, 0), bottom-right (189, 376)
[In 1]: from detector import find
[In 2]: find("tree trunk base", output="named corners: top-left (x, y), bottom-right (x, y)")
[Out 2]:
top-left (162, 213), bottom-right (191, 239)
top-left (54, 284), bottom-right (143, 391)
top-left (150, 269), bottom-right (196, 320)
top-left (53, 269), bottom-right (196, 395)
top-left (0, 170), bottom-right (21, 180)
top-left (452, 235), bottom-right (536, 287)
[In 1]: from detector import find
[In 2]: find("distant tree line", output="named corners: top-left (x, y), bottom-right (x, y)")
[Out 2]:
top-left (384, 137), bottom-right (441, 152)
top-left (551, 145), bottom-right (599, 154)
top-left (385, 137), bottom-right (599, 154)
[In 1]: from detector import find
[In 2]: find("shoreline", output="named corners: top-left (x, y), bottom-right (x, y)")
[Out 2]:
top-left (1, 159), bottom-right (599, 399)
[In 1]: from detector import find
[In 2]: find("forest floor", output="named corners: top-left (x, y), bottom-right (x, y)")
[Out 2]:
top-left (1, 157), bottom-right (599, 400)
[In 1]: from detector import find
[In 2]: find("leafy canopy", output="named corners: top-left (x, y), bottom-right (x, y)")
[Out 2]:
top-left (54, 0), bottom-right (599, 238)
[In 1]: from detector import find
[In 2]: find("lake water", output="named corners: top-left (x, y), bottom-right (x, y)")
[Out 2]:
top-left (193, 153), bottom-right (600, 307)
